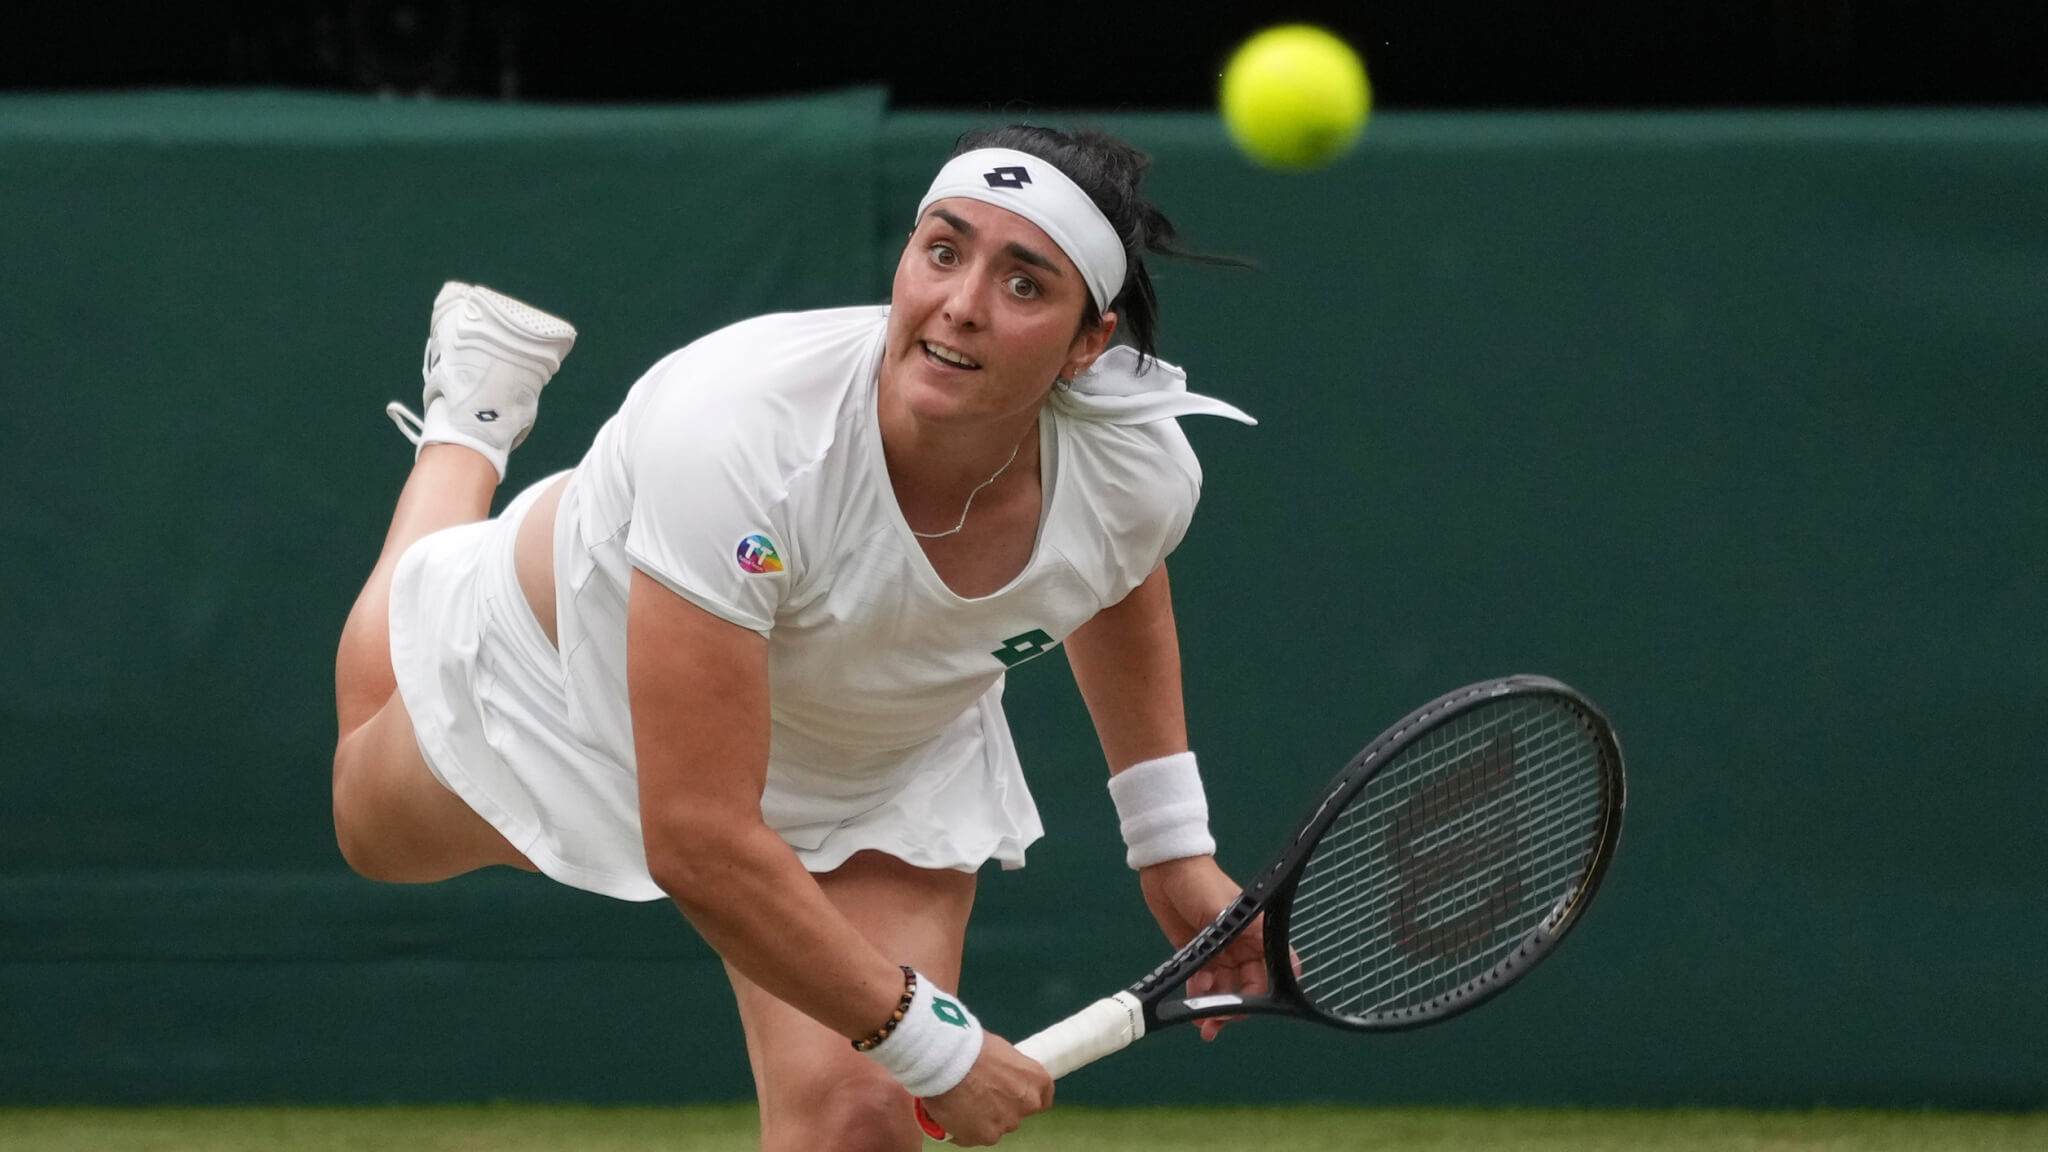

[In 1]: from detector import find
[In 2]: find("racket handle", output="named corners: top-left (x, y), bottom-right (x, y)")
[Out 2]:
top-left (913, 992), bottom-right (1146, 1142)
top-left (1014, 991), bottom-right (1147, 1079)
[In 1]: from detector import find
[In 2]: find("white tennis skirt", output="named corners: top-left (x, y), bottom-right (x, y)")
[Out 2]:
top-left (387, 475), bottom-right (1042, 903)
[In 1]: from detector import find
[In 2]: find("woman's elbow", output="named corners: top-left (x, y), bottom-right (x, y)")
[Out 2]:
top-left (643, 814), bottom-right (751, 904)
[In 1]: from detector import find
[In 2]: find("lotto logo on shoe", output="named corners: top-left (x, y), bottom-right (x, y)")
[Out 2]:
top-left (735, 534), bottom-right (784, 574)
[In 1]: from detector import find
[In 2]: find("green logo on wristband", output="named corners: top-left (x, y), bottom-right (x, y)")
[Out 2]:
top-left (932, 998), bottom-right (968, 1027)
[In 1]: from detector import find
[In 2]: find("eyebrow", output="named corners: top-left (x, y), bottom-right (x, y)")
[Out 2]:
top-left (928, 207), bottom-right (1065, 277)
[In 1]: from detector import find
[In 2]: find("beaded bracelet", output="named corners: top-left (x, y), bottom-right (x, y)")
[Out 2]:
top-left (851, 966), bottom-right (919, 1052)
top-left (857, 968), bottom-right (985, 1098)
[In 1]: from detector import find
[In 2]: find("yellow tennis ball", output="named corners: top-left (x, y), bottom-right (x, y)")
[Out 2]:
top-left (1220, 25), bottom-right (1372, 171)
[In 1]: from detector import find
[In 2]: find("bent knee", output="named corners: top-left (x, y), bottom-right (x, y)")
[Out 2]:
top-left (330, 735), bottom-right (435, 883)
top-left (331, 727), bottom-right (532, 883)
top-left (764, 1071), bottom-right (919, 1152)
top-left (331, 754), bottom-right (406, 882)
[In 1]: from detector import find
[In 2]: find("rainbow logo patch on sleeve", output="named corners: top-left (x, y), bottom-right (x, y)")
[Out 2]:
top-left (735, 534), bottom-right (784, 574)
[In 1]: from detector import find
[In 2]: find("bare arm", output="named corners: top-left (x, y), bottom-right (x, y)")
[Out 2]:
top-left (630, 568), bottom-right (1051, 1139)
top-left (1062, 561), bottom-right (1189, 771)
top-left (1064, 562), bottom-right (1267, 1039)
top-left (626, 568), bottom-right (904, 1038)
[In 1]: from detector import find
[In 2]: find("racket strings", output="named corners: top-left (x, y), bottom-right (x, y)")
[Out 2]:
top-left (1338, 708), bottom-right (1596, 987)
top-left (1293, 778), bottom-right (1597, 958)
top-left (1290, 769), bottom-right (1600, 1007)
top-left (1299, 797), bottom-right (1601, 1013)
top-left (1291, 733), bottom-right (1599, 936)
top-left (1304, 706), bottom-right (1601, 1010)
top-left (1287, 698), bottom-right (1610, 1023)
top-left (1291, 720), bottom-right (1590, 913)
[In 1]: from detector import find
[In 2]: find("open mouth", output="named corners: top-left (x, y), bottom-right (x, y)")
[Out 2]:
top-left (921, 340), bottom-right (981, 370)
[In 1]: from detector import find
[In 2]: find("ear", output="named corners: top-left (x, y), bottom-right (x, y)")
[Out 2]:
top-left (1064, 310), bottom-right (1119, 378)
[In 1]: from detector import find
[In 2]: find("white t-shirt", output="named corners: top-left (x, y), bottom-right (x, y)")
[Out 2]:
top-left (550, 304), bottom-right (1243, 870)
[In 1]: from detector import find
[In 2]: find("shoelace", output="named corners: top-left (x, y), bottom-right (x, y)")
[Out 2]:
top-left (386, 401), bottom-right (425, 445)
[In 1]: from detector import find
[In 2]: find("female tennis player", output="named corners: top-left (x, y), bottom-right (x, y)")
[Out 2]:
top-left (332, 125), bottom-right (1261, 1149)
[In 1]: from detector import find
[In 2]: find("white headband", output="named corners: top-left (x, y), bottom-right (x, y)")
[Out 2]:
top-left (915, 148), bottom-right (1128, 313)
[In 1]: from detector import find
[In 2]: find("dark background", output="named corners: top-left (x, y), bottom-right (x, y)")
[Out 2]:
top-left (8, 0), bottom-right (2048, 108)
top-left (7, 91), bottom-right (2046, 1108)
top-left (6, 0), bottom-right (2048, 1116)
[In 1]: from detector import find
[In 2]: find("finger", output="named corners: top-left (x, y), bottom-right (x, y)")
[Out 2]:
top-left (1212, 955), bottom-right (1250, 996)
top-left (1208, 967), bottom-right (1240, 997)
top-left (1237, 953), bottom-right (1269, 997)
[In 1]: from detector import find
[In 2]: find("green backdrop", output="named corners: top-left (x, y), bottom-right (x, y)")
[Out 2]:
top-left (2, 92), bottom-right (2043, 1109)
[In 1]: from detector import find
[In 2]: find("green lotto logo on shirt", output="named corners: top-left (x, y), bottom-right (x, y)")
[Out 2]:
top-left (992, 629), bottom-right (1057, 668)
top-left (735, 534), bottom-right (784, 574)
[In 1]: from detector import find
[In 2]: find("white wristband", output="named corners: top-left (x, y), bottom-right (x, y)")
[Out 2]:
top-left (1107, 751), bottom-right (1217, 869)
top-left (863, 970), bottom-right (985, 1099)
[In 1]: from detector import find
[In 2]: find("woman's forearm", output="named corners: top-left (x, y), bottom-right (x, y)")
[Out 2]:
top-left (647, 816), bottom-right (905, 1040)
top-left (627, 567), bottom-right (906, 1041)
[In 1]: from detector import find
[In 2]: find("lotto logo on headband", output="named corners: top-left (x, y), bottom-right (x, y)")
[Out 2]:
top-left (735, 534), bottom-right (784, 574)
top-left (923, 147), bottom-right (1126, 311)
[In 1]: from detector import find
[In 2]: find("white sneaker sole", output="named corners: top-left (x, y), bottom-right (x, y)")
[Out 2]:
top-left (467, 283), bottom-right (577, 343)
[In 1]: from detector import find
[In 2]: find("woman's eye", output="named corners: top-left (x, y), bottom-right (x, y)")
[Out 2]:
top-left (930, 243), bottom-right (959, 267)
top-left (1008, 276), bottom-right (1040, 299)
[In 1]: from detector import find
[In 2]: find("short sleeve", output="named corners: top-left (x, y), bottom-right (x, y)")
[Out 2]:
top-left (621, 372), bottom-right (804, 635)
top-left (1150, 423), bottom-right (1202, 566)
top-left (1052, 415), bottom-right (1204, 609)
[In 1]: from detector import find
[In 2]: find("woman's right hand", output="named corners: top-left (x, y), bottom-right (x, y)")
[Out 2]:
top-left (918, 1033), bottom-right (1054, 1146)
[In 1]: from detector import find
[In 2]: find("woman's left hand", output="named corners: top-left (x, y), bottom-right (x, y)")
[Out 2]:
top-left (1138, 855), bottom-right (1267, 1041)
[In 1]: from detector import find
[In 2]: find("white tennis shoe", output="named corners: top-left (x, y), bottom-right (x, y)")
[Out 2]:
top-left (385, 281), bottom-right (578, 479)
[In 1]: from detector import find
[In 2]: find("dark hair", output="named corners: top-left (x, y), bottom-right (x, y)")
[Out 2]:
top-left (950, 124), bottom-right (1234, 369)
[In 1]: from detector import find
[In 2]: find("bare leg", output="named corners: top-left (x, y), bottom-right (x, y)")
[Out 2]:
top-left (727, 852), bottom-right (978, 1152)
top-left (335, 444), bottom-right (498, 736)
top-left (331, 281), bottom-right (576, 882)
top-left (331, 444), bottom-right (533, 880)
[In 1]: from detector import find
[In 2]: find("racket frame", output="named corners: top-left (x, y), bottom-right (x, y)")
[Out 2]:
top-left (1133, 674), bottom-right (1625, 1033)
top-left (917, 675), bottom-right (1626, 1138)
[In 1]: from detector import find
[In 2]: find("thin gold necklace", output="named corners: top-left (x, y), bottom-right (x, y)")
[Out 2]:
top-left (911, 427), bottom-right (1030, 540)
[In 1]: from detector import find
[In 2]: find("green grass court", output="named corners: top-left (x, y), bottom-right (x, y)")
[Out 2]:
top-left (2, 1106), bottom-right (2043, 1151)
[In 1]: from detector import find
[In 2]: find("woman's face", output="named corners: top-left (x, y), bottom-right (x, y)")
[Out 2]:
top-left (882, 197), bottom-right (1116, 428)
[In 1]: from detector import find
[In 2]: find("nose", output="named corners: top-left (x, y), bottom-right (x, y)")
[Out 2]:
top-left (941, 268), bottom-right (988, 331)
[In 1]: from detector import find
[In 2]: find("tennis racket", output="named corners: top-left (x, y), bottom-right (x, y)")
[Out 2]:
top-left (918, 674), bottom-right (1624, 1140)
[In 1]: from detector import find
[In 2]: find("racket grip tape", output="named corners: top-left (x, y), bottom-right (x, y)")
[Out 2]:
top-left (1014, 991), bottom-right (1147, 1079)
top-left (914, 992), bottom-right (1145, 1141)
